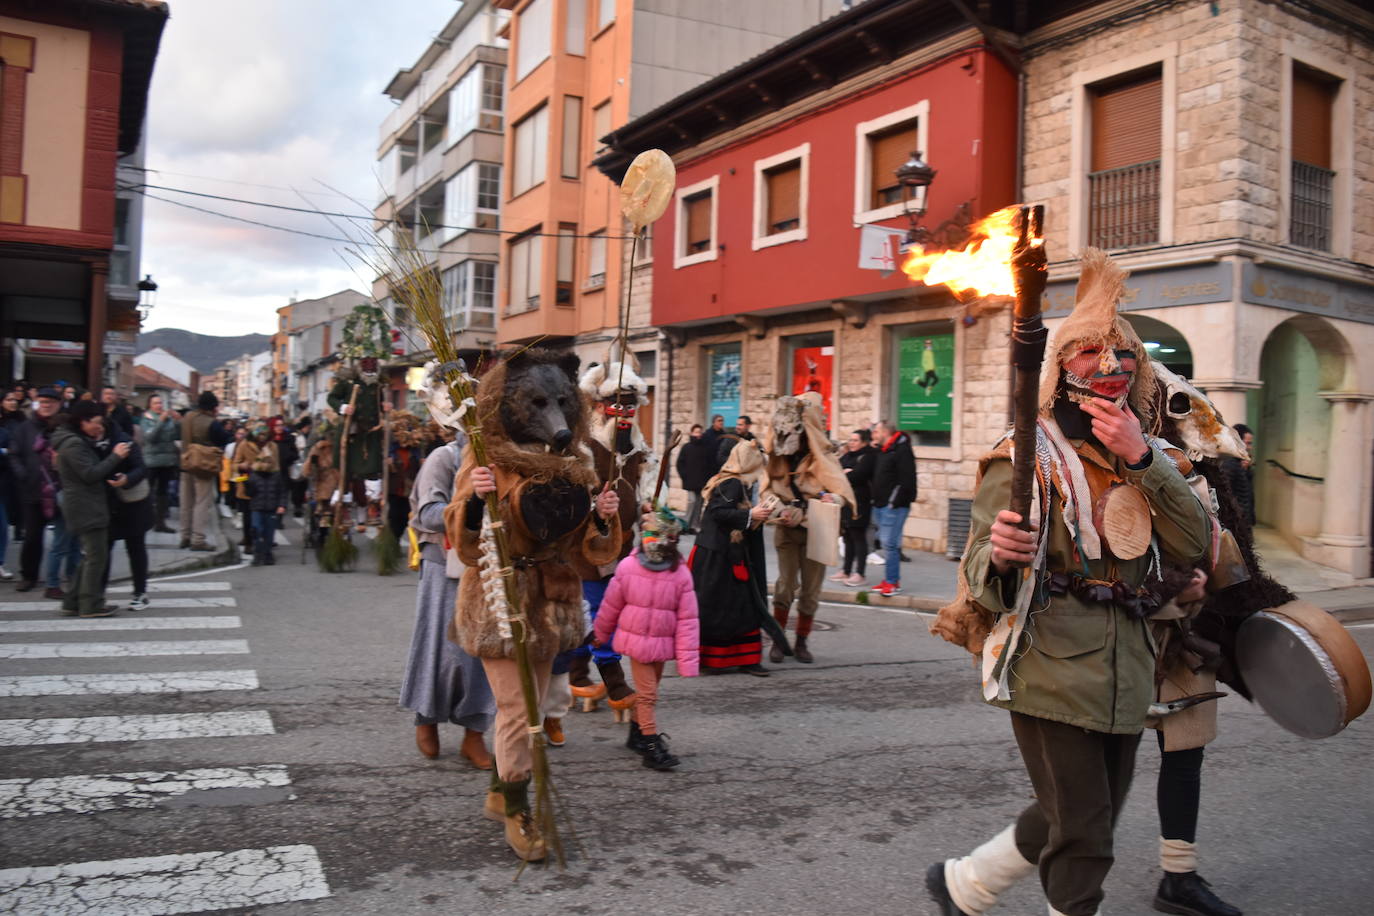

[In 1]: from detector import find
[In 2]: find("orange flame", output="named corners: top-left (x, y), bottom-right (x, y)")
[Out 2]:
top-left (901, 205), bottom-right (1023, 299)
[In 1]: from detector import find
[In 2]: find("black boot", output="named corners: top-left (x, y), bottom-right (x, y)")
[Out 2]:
top-left (925, 862), bottom-right (974, 916)
top-left (625, 720), bottom-right (649, 755)
top-left (640, 733), bottom-right (680, 770)
top-left (1154, 871), bottom-right (1242, 916)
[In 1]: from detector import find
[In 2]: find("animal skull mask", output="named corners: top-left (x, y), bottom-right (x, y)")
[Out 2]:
top-left (770, 397), bottom-right (807, 457)
top-left (1151, 361), bottom-right (1248, 461)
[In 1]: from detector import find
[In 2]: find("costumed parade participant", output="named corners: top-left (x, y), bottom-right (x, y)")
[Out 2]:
top-left (763, 391), bottom-right (854, 664)
top-left (443, 349), bottom-right (621, 862)
top-left (386, 410), bottom-right (429, 539)
top-left (567, 347), bottom-right (659, 718)
top-left (690, 439), bottom-right (786, 674)
top-left (927, 247), bottom-right (1211, 916)
top-left (327, 305), bottom-right (391, 534)
top-left (399, 363), bottom-right (495, 769)
top-left (593, 506), bottom-right (700, 770)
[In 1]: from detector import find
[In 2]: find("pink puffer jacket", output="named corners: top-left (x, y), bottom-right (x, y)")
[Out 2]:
top-left (594, 554), bottom-right (700, 676)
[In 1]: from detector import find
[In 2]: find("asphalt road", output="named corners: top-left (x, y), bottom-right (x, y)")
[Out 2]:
top-left (3, 552), bottom-right (1373, 915)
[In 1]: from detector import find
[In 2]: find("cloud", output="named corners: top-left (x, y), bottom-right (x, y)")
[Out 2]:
top-left (140, 0), bottom-right (459, 337)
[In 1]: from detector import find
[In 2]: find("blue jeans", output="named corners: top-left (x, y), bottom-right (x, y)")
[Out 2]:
top-left (250, 511), bottom-right (278, 552)
top-left (46, 517), bottom-right (80, 589)
top-left (873, 504), bottom-right (909, 585)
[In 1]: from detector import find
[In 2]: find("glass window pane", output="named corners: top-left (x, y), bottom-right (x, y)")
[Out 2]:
top-left (515, 0), bottom-right (552, 81)
top-left (598, 0), bottom-right (615, 29)
top-left (562, 96), bottom-right (582, 179)
top-left (565, 0), bottom-right (586, 55)
top-left (477, 163), bottom-right (501, 211)
top-left (587, 231), bottom-right (606, 285)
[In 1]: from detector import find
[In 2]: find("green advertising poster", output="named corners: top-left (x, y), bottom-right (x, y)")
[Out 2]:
top-left (897, 333), bottom-right (954, 431)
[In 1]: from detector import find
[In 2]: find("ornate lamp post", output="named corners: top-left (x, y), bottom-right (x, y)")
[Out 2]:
top-left (137, 274), bottom-right (158, 322)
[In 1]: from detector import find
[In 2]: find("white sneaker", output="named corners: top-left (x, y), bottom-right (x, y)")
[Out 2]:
top-left (0, 566), bottom-right (12, 580)
top-left (231, 516), bottom-right (242, 529)
top-left (218, 504), bottom-right (233, 519)
top-left (128, 593), bottom-right (150, 611)
top-left (866, 551), bottom-right (884, 566)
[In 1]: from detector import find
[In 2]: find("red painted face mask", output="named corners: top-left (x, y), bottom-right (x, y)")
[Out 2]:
top-left (1060, 346), bottom-right (1137, 408)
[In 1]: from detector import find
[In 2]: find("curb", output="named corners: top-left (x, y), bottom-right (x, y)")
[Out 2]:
top-left (109, 511), bottom-right (241, 585)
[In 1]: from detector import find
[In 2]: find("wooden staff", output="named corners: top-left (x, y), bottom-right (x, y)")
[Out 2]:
top-left (378, 401), bottom-right (392, 527)
top-left (652, 429), bottom-right (683, 506)
top-left (331, 383), bottom-right (360, 532)
top-left (1008, 205), bottom-right (1048, 540)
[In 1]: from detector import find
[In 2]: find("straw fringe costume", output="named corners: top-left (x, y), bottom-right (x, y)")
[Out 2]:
top-left (763, 392), bottom-right (853, 663)
top-left (929, 250), bottom-right (1210, 916)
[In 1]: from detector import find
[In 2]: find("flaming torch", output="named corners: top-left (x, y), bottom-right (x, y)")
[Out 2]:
top-left (901, 205), bottom-right (1047, 535)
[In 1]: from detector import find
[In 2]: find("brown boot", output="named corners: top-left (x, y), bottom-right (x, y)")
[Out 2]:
top-left (483, 772), bottom-right (504, 822)
top-left (793, 635), bottom-right (814, 663)
top-left (770, 604), bottom-right (790, 663)
top-left (460, 728), bottom-right (493, 769)
top-left (543, 716), bottom-right (565, 747)
top-left (499, 778), bottom-right (547, 861)
top-left (415, 723), bottom-right (440, 758)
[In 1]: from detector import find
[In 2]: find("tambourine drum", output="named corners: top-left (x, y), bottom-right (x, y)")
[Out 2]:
top-left (1236, 600), bottom-right (1371, 739)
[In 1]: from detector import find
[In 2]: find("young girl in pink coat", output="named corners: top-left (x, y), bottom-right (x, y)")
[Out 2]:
top-left (593, 507), bottom-right (699, 770)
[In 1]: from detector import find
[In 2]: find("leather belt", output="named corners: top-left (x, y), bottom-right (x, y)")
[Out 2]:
top-left (1046, 572), bottom-right (1160, 620)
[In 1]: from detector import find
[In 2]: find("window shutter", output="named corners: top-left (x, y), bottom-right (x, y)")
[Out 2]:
top-left (870, 124), bottom-right (917, 208)
top-left (685, 193), bottom-right (711, 250)
top-left (766, 162), bottom-right (801, 231)
top-left (1291, 68), bottom-right (1334, 168)
top-left (1091, 72), bottom-right (1162, 171)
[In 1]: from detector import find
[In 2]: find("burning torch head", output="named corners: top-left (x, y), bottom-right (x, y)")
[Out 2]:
top-left (1040, 248), bottom-right (1157, 425)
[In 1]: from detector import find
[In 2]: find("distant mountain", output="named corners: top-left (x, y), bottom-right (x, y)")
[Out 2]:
top-left (137, 329), bottom-right (273, 373)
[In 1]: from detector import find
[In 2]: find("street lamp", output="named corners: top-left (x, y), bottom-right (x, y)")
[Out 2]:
top-left (137, 274), bottom-right (158, 321)
top-left (896, 151), bottom-right (936, 243)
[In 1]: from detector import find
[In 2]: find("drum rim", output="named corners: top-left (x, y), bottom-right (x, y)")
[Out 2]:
top-left (1239, 610), bottom-right (1347, 738)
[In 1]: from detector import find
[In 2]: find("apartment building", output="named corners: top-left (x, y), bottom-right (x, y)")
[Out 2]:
top-left (277, 289), bottom-right (370, 415)
top-left (373, 0), bottom-right (511, 405)
top-left (602, 0), bottom-right (1373, 575)
top-left (494, 0), bottom-right (849, 440)
top-left (0, 0), bottom-right (167, 388)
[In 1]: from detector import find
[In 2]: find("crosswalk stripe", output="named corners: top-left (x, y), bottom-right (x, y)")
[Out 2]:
top-left (0, 616), bottom-right (241, 634)
top-left (0, 640), bottom-right (250, 660)
top-left (0, 711), bottom-right (275, 746)
top-left (0, 843), bottom-right (330, 913)
top-left (108, 581), bottom-right (232, 593)
top-left (0, 764), bottom-right (290, 819)
top-left (0, 669), bottom-right (259, 698)
top-left (0, 596), bottom-right (237, 613)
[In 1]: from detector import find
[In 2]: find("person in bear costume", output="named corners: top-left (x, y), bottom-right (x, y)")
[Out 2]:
top-left (444, 348), bottom-right (620, 862)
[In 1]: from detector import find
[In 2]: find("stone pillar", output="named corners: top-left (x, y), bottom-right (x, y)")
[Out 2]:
top-left (1317, 393), bottom-right (1371, 553)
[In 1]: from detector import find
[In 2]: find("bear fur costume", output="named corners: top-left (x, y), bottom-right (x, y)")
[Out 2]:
top-left (443, 348), bottom-right (622, 661)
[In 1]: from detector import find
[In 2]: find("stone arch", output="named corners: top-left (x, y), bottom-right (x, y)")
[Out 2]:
top-left (1255, 315), bottom-right (1354, 541)
top-left (1122, 313), bottom-right (1195, 378)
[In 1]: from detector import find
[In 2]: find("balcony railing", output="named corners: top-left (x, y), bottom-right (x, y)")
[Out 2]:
top-left (1290, 160), bottom-right (1333, 251)
top-left (1088, 159), bottom-right (1160, 250)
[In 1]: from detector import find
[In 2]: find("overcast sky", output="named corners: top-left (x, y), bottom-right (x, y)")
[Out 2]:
top-left (139, 0), bottom-right (458, 337)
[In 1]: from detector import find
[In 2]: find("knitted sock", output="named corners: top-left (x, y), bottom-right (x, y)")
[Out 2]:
top-left (772, 605), bottom-right (789, 628)
top-left (795, 614), bottom-right (814, 638)
top-left (1160, 836), bottom-right (1198, 873)
top-left (945, 824), bottom-right (1036, 915)
top-left (499, 777), bottom-right (531, 817)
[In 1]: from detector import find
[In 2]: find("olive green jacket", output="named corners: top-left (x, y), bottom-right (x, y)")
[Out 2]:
top-left (964, 441), bottom-right (1209, 734)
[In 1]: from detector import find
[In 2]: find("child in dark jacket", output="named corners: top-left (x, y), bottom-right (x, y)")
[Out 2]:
top-left (593, 507), bottom-right (699, 771)
top-left (245, 435), bottom-right (286, 566)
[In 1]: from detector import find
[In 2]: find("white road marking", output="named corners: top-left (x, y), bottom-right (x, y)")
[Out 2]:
top-left (0, 596), bottom-right (237, 613)
top-left (0, 640), bottom-right (249, 660)
top-left (108, 581), bottom-right (232, 593)
top-left (141, 563), bottom-right (249, 581)
top-left (0, 765), bottom-right (290, 819)
top-left (0, 670), bottom-right (259, 698)
top-left (0, 843), bottom-right (330, 913)
top-left (817, 599), bottom-right (935, 618)
top-left (0, 711), bottom-right (275, 746)
top-left (0, 616), bottom-right (241, 633)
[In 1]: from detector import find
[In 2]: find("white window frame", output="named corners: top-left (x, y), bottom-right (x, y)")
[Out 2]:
top-left (1279, 41), bottom-right (1354, 259)
top-left (673, 174), bottom-right (720, 270)
top-left (585, 229), bottom-right (607, 289)
top-left (1068, 44), bottom-right (1177, 252)
top-left (853, 100), bottom-right (929, 225)
top-left (752, 142), bottom-right (810, 251)
top-left (507, 232), bottom-right (543, 315)
top-left (515, 0), bottom-right (552, 83)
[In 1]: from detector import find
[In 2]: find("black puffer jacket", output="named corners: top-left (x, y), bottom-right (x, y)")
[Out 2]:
top-left (871, 431), bottom-right (916, 509)
top-left (840, 445), bottom-right (878, 527)
top-left (246, 469), bottom-right (288, 512)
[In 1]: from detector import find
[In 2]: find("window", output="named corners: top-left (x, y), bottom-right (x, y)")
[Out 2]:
top-left (511, 104), bottom-right (549, 197)
top-left (853, 101), bottom-right (928, 224)
top-left (591, 101), bottom-right (611, 156)
top-left (586, 230), bottom-right (607, 288)
top-left (471, 261), bottom-right (497, 328)
top-left (674, 175), bottom-right (718, 268)
top-left (785, 332), bottom-right (834, 428)
top-left (561, 96), bottom-right (582, 178)
top-left (1290, 64), bottom-right (1336, 251)
top-left (752, 143), bottom-right (809, 250)
top-left (515, 0), bottom-right (552, 82)
top-left (443, 162), bottom-right (501, 239)
top-left (1087, 68), bottom-right (1162, 249)
top-left (481, 65), bottom-right (504, 118)
top-left (632, 219), bottom-right (653, 265)
top-left (450, 63), bottom-right (505, 144)
top-left (477, 163), bottom-right (501, 211)
top-left (556, 224), bottom-right (576, 304)
top-left (507, 232), bottom-right (543, 315)
top-left (565, 0), bottom-right (586, 55)
top-left (597, 0), bottom-right (615, 30)
top-left (443, 261), bottom-right (499, 329)
top-left (890, 323), bottom-right (955, 448)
